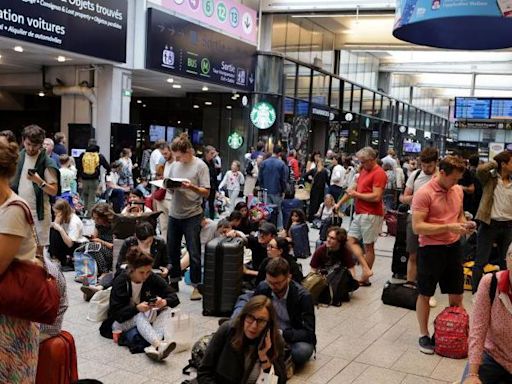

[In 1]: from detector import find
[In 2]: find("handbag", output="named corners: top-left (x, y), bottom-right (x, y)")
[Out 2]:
top-left (87, 287), bottom-right (111, 322)
top-left (165, 309), bottom-right (193, 353)
top-left (302, 272), bottom-right (328, 305)
top-left (256, 365), bottom-right (279, 384)
top-left (153, 188), bottom-right (166, 201)
top-left (0, 200), bottom-right (60, 324)
top-left (381, 281), bottom-right (418, 311)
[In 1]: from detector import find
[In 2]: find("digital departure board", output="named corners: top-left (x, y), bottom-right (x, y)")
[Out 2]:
top-left (491, 99), bottom-right (512, 119)
top-left (455, 98), bottom-right (491, 119)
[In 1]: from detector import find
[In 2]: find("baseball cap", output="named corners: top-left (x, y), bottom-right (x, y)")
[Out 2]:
top-left (258, 222), bottom-right (277, 236)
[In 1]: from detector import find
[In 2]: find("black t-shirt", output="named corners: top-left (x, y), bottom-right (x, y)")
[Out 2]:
top-left (247, 235), bottom-right (267, 270)
top-left (459, 169), bottom-right (475, 213)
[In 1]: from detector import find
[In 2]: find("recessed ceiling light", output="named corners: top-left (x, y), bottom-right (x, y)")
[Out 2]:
top-left (172, 84), bottom-right (181, 89)
top-left (14, 46), bottom-right (23, 52)
top-left (226, 105), bottom-right (232, 109)
top-left (38, 91), bottom-right (45, 97)
top-left (205, 101), bottom-right (212, 105)
top-left (178, 121), bottom-right (181, 124)
top-left (57, 56), bottom-right (66, 62)
top-left (143, 104), bottom-right (147, 107)
top-left (166, 78), bottom-right (174, 83)
top-left (231, 95), bottom-right (237, 100)
top-left (136, 100), bottom-right (142, 104)
top-left (202, 86), bottom-right (209, 91)
top-left (193, 105), bottom-right (199, 109)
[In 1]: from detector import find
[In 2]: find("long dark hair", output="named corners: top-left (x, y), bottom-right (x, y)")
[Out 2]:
top-left (230, 295), bottom-right (283, 363)
top-left (285, 208), bottom-right (306, 231)
top-left (272, 237), bottom-right (292, 259)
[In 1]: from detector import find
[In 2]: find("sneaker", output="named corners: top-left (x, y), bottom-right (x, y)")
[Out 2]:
top-left (144, 345), bottom-right (160, 361)
top-left (80, 285), bottom-right (101, 302)
top-left (429, 297), bottom-right (437, 308)
top-left (158, 341), bottom-right (176, 360)
top-left (418, 335), bottom-right (435, 355)
top-left (190, 287), bottom-right (202, 301)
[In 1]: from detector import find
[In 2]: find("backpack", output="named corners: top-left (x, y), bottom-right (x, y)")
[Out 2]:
top-left (182, 333), bottom-right (215, 375)
top-left (433, 306), bottom-right (469, 359)
top-left (319, 266), bottom-right (359, 307)
top-left (82, 152), bottom-right (100, 175)
top-left (302, 272), bottom-right (328, 305)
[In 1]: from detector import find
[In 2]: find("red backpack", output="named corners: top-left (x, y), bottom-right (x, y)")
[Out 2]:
top-left (433, 306), bottom-right (469, 359)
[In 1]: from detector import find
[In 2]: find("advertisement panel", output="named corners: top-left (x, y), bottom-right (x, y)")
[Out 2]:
top-left (146, 8), bottom-right (256, 92)
top-left (148, 0), bottom-right (257, 46)
top-left (0, 0), bottom-right (127, 62)
top-left (489, 142), bottom-right (505, 159)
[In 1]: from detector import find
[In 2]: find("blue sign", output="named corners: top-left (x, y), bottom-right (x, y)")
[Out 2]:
top-left (393, 0), bottom-right (512, 49)
top-left (455, 98), bottom-right (491, 119)
top-left (491, 99), bottom-right (512, 119)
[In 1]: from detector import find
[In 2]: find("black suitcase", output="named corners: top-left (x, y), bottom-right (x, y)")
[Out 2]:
top-left (202, 237), bottom-right (244, 317)
top-left (381, 281), bottom-right (418, 310)
top-left (391, 212), bottom-right (409, 279)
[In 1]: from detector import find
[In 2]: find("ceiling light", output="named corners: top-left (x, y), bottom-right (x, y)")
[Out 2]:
top-left (193, 105), bottom-right (199, 109)
top-left (231, 95), bottom-right (237, 100)
top-left (143, 104), bottom-right (147, 107)
top-left (14, 46), bottom-right (23, 52)
top-left (202, 86), bottom-right (209, 91)
top-left (172, 84), bottom-right (182, 89)
top-left (166, 78), bottom-right (174, 83)
top-left (205, 101), bottom-right (212, 105)
top-left (226, 105), bottom-right (232, 109)
top-left (136, 100), bottom-right (142, 104)
top-left (178, 121), bottom-right (181, 124)
top-left (57, 56), bottom-right (66, 62)
top-left (38, 91), bottom-right (45, 97)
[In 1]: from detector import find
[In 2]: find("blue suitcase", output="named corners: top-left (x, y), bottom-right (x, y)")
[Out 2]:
top-left (290, 222), bottom-right (311, 259)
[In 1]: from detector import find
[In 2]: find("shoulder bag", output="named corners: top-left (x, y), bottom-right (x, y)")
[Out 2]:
top-left (0, 200), bottom-right (60, 324)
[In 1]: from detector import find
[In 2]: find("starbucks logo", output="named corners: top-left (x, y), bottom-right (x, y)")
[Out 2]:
top-left (227, 132), bottom-right (244, 149)
top-left (250, 102), bottom-right (276, 130)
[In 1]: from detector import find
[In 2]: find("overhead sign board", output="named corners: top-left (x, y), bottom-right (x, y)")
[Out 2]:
top-left (455, 98), bottom-right (491, 120)
top-left (148, 0), bottom-right (257, 46)
top-left (0, 0), bottom-right (127, 62)
top-left (146, 8), bottom-right (256, 92)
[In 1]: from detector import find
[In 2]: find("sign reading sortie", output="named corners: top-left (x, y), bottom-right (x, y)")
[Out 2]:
top-left (148, 0), bottom-right (257, 46)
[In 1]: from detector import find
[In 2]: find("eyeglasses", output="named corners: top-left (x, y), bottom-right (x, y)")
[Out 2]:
top-left (245, 314), bottom-right (269, 327)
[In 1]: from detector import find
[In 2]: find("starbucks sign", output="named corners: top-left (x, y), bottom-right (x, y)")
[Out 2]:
top-left (250, 102), bottom-right (276, 129)
top-left (227, 132), bottom-right (244, 149)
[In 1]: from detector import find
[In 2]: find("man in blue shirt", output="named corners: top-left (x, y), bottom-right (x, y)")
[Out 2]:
top-left (258, 145), bottom-right (288, 229)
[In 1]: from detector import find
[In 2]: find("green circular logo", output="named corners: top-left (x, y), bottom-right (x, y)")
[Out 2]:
top-left (217, 2), bottom-right (227, 23)
top-left (203, 0), bottom-right (214, 17)
top-left (227, 132), bottom-right (244, 149)
top-left (250, 102), bottom-right (276, 130)
top-left (201, 58), bottom-right (210, 75)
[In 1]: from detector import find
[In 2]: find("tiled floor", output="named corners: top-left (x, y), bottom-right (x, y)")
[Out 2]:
top-left (64, 220), bottom-right (470, 383)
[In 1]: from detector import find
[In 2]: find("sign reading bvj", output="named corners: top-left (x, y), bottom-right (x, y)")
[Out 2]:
top-left (146, 8), bottom-right (256, 92)
top-left (0, 0), bottom-right (127, 62)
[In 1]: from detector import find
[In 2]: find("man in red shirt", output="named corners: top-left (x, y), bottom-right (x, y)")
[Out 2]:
top-left (412, 156), bottom-right (476, 354)
top-left (287, 149), bottom-right (301, 181)
top-left (337, 147), bottom-right (387, 285)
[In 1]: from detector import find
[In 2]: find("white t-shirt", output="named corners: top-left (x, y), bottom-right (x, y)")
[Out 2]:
top-left (0, 193), bottom-right (37, 262)
top-left (330, 164), bottom-right (346, 187)
top-left (18, 152), bottom-right (58, 246)
top-left (406, 169), bottom-right (433, 193)
top-left (131, 281), bottom-right (143, 305)
top-left (61, 213), bottom-right (88, 243)
top-left (491, 178), bottom-right (512, 221)
top-left (150, 149), bottom-right (164, 179)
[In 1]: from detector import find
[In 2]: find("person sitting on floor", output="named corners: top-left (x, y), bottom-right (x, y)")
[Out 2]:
top-left (256, 237), bottom-right (303, 286)
top-left (197, 295), bottom-right (287, 384)
top-left (108, 246), bottom-right (180, 361)
top-left (48, 198), bottom-right (88, 270)
top-left (233, 201), bottom-right (258, 234)
top-left (89, 203), bottom-right (115, 276)
top-left (310, 227), bottom-right (356, 277)
top-left (121, 189), bottom-right (152, 215)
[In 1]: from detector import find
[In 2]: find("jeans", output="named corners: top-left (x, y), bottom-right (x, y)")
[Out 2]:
top-left (267, 193), bottom-right (284, 229)
top-left (290, 342), bottom-right (314, 366)
top-left (472, 221), bottom-right (512, 293)
top-left (167, 214), bottom-right (202, 284)
top-left (82, 179), bottom-right (98, 216)
top-left (461, 351), bottom-right (512, 383)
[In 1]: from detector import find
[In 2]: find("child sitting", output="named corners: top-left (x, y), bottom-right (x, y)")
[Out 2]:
top-left (284, 208), bottom-right (310, 259)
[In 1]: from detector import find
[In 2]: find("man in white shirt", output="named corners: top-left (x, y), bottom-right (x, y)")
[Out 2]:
top-left (381, 148), bottom-right (398, 170)
top-left (329, 155), bottom-right (346, 202)
top-left (150, 140), bottom-right (167, 180)
top-left (11, 125), bottom-right (59, 246)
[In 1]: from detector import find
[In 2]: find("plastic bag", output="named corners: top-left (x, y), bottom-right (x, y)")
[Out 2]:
top-left (165, 309), bottom-right (193, 353)
top-left (73, 242), bottom-right (100, 286)
top-left (87, 287), bottom-right (111, 322)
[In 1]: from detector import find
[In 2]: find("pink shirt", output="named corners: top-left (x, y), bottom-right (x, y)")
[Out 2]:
top-left (469, 272), bottom-right (512, 374)
top-left (411, 177), bottom-right (463, 246)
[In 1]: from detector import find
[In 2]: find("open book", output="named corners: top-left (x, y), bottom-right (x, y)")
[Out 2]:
top-left (150, 178), bottom-right (190, 189)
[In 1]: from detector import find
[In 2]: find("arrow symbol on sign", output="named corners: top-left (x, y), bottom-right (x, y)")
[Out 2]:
top-left (167, 27), bottom-right (175, 35)
top-left (244, 16), bottom-right (251, 29)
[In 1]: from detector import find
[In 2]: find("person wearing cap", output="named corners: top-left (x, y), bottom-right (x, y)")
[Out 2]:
top-left (246, 222), bottom-right (278, 272)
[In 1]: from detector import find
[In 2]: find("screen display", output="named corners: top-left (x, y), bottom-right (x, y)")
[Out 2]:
top-left (455, 97), bottom-right (491, 119)
top-left (166, 126), bottom-right (176, 141)
top-left (149, 125), bottom-right (166, 142)
top-left (491, 99), bottom-right (512, 119)
top-left (191, 130), bottom-right (204, 145)
top-left (403, 140), bottom-right (422, 153)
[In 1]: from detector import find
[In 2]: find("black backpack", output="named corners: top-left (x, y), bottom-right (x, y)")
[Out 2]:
top-left (319, 266), bottom-right (359, 306)
top-left (182, 333), bottom-right (215, 375)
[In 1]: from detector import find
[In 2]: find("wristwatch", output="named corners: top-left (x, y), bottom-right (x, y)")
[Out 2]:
top-left (39, 181), bottom-right (47, 189)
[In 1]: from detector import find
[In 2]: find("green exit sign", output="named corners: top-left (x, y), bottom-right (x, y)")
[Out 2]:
top-left (123, 89), bottom-right (132, 97)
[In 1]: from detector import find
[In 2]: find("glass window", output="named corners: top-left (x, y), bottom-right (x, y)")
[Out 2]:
top-left (352, 86), bottom-right (361, 113)
top-left (374, 94), bottom-right (382, 117)
top-left (297, 66), bottom-right (311, 101)
top-left (284, 60), bottom-right (297, 98)
top-left (362, 89), bottom-right (374, 116)
top-left (298, 19), bottom-right (312, 64)
top-left (271, 15), bottom-right (287, 54)
top-left (397, 102), bottom-right (404, 124)
top-left (285, 18), bottom-right (300, 61)
top-left (331, 77), bottom-right (340, 109)
top-left (343, 81), bottom-right (352, 111)
top-left (311, 71), bottom-right (329, 105)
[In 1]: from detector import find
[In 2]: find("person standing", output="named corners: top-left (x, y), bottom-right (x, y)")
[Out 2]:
top-left (203, 145), bottom-right (218, 219)
top-left (287, 149), bottom-right (301, 182)
top-left (118, 148), bottom-right (134, 190)
top-left (53, 132), bottom-right (67, 156)
top-left (166, 134), bottom-right (210, 300)
top-left (77, 139), bottom-right (111, 217)
top-left (219, 160), bottom-right (244, 212)
top-left (472, 151), bottom-right (512, 293)
top-left (381, 148), bottom-right (398, 170)
top-left (258, 145), bottom-right (287, 229)
top-left (155, 143), bottom-right (173, 239)
top-left (329, 155), bottom-right (346, 202)
top-left (11, 125), bottom-right (59, 246)
top-left (150, 140), bottom-right (166, 181)
top-left (43, 138), bottom-right (61, 166)
top-left (412, 156), bottom-right (475, 354)
top-left (336, 147), bottom-right (387, 285)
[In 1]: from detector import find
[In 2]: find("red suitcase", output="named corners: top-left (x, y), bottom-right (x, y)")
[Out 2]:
top-left (36, 330), bottom-right (79, 384)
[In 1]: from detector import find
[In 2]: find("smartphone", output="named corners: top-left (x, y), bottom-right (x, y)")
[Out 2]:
top-left (27, 168), bottom-right (37, 176)
top-left (148, 296), bottom-right (157, 305)
top-left (259, 328), bottom-right (270, 351)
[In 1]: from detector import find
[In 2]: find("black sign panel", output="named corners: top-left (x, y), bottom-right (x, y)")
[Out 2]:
top-left (146, 8), bottom-right (256, 92)
top-left (0, 0), bottom-right (127, 62)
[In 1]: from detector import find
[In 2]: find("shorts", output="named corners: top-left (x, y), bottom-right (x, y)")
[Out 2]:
top-left (347, 213), bottom-right (383, 244)
top-left (417, 241), bottom-right (464, 297)
top-left (406, 214), bottom-right (419, 254)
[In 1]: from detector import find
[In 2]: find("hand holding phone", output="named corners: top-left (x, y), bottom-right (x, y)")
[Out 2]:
top-left (27, 168), bottom-right (37, 176)
top-left (148, 296), bottom-right (158, 305)
top-left (258, 329), bottom-right (272, 358)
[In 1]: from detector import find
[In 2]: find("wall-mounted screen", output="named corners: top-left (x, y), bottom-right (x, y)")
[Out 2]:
top-left (455, 97), bottom-right (491, 119)
top-left (403, 140), bottom-right (422, 153)
top-left (490, 99), bottom-right (512, 119)
top-left (166, 126), bottom-right (176, 141)
top-left (191, 130), bottom-right (204, 145)
top-left (149, 125), bottom-right (166, 142)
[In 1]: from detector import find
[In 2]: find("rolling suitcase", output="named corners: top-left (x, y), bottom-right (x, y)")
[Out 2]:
top-left (203, 237), bottom-right (244, 316)
top-left (391, 211), bottom-right (409, 280)
top-left (36, 330), bottom-right (78, 384)
top-left (290, 223), bottom-right (311, 259)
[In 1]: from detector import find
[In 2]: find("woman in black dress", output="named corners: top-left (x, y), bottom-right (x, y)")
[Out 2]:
top-left (305, 158), bottom-right (329, 222)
